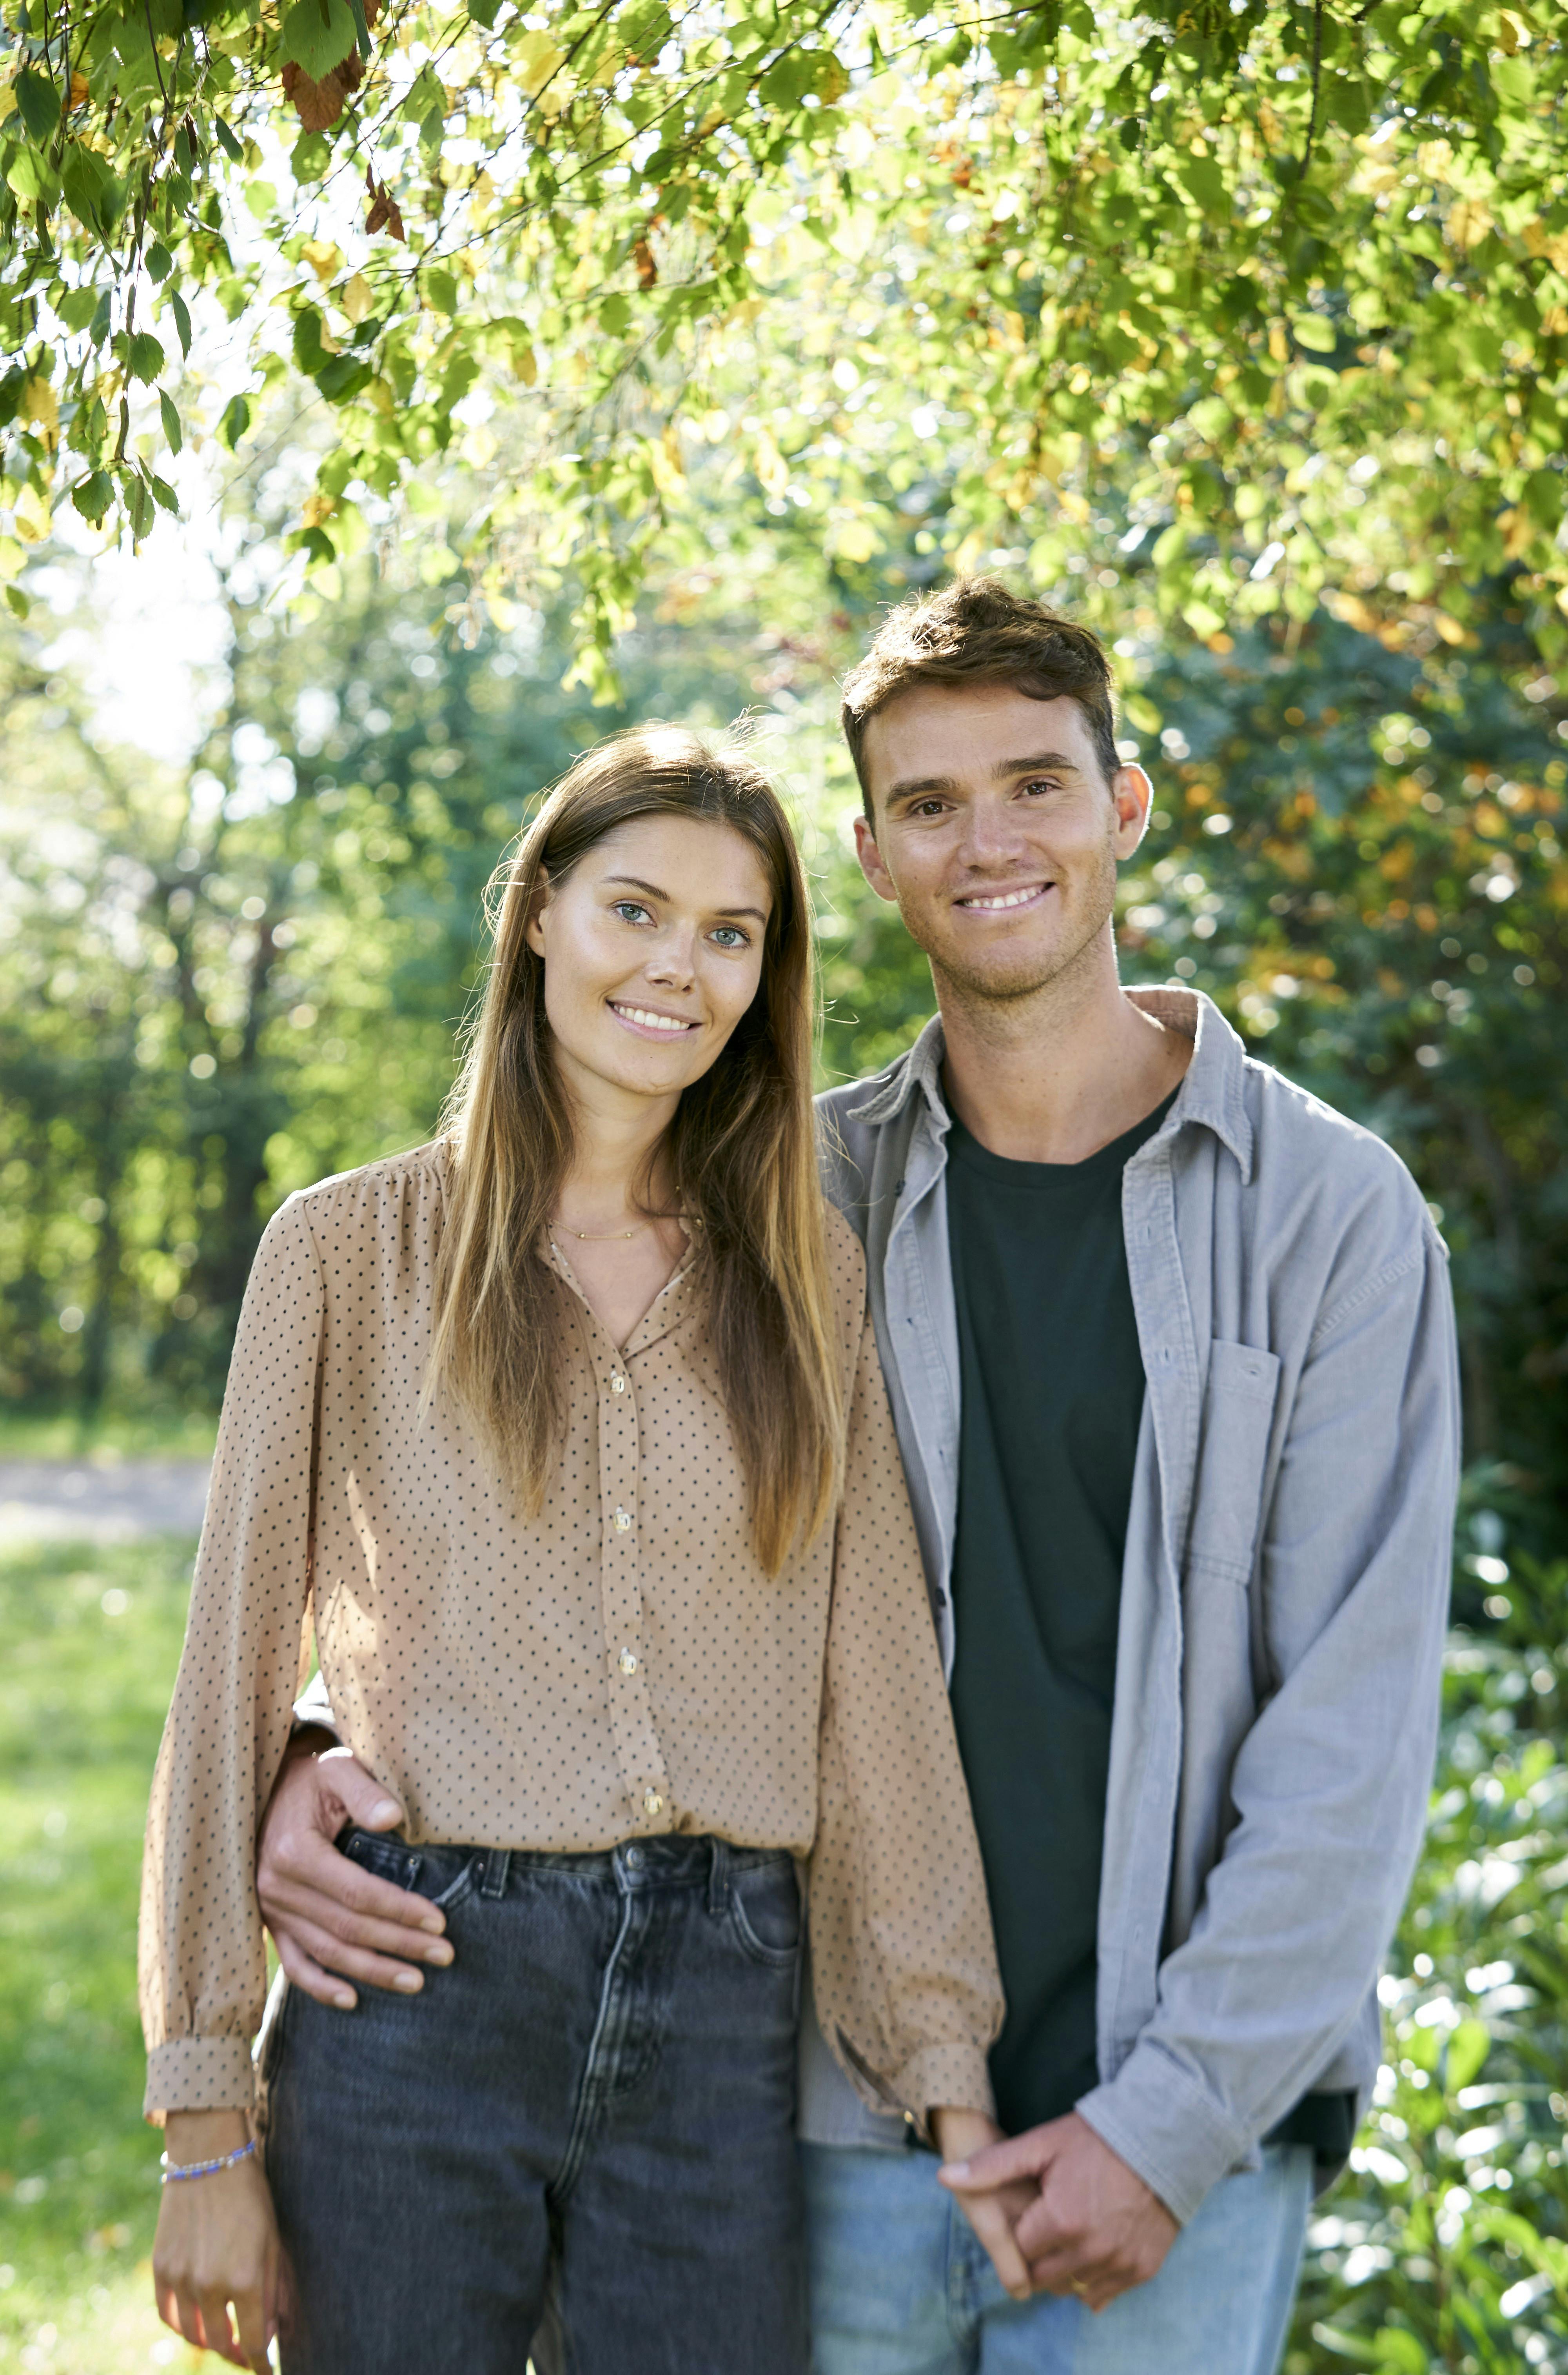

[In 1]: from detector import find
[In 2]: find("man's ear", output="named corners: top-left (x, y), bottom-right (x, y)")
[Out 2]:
top-left (1111, 764), bottom-right (1154, 858)
top-left (853, 813), bottom-right (900, 905)
top-left (524, 865), bottom-right (551, 957)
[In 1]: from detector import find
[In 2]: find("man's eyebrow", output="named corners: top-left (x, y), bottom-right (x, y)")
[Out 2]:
top-left (884, 750), bottom-right (1084, 805)
top-left (604, 873), bottom-right (768, 923)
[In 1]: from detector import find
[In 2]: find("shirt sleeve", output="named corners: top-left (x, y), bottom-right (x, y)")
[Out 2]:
top-left (808, 1308), bottom-right (1004, 2134)
top-left (138, 1194), bottom-right (324, 2121)
top-left (1075, 1223), bottom-right (1460, 2223)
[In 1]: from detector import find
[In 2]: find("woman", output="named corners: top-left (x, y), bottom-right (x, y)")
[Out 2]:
top-left (140, 727), bottom-right (1004, 2375)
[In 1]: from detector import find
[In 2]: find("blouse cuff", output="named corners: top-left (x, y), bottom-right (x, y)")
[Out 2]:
top-left (892, 2043), bottom-right (997, 2142)
top-left (144, 2035), bottom-right (256, 2126)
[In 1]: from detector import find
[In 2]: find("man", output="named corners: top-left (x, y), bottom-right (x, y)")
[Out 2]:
top-left (257, 581), bottom-right (1459, 2373)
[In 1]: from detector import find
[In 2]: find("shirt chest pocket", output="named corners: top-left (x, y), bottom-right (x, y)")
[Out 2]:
top-left (1185, 1339), bottom-right (1281, 1582)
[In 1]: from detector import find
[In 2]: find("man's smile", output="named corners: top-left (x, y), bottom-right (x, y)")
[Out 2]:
top-left (952, 882), bottom-right (1054, 914)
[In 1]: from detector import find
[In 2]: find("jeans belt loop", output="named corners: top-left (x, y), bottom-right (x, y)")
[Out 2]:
top-left (706, 1836), bottom-right (729, 1919)
top-left (479, 1848), bottom-right (510, 1901)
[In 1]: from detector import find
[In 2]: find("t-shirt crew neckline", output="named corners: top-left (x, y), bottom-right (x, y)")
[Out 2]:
top-left (944, 1090), bottom-right (1179, 1185)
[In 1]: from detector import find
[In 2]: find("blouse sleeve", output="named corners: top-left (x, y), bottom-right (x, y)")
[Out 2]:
top-left (808, 1308), bottom-right (1004, 2133)
top-left (138, 1194), bottom-right (323, 2121)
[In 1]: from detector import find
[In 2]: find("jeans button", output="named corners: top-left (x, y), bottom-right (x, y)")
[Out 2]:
top-left (624, 1844), bottom-right (644, 1871)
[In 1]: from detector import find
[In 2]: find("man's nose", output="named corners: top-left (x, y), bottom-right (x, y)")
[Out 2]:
top-left (956, 796), bottom-right (1024, 868)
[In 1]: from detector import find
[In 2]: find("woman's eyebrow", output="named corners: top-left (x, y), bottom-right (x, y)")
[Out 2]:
top-left (604, 873), bottom-right (768, 924)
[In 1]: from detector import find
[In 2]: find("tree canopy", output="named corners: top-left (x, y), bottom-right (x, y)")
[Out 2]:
top-left (2, 0), bottom-right (1567, 681)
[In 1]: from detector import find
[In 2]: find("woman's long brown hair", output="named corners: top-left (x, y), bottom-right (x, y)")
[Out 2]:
top-left (429, 724), bottom-right (842, 1574)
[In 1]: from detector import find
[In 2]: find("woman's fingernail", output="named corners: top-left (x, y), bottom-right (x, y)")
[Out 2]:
top-left (370, 1799), bottom-right (401, 1824)
top-left (393, 1969), bottom-right (423, 1992)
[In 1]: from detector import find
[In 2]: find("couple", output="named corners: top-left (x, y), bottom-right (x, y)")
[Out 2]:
top-left (141, 580), bottom-right (1459, 2375)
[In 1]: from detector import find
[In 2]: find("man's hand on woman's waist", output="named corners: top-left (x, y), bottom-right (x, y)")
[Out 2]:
top-left (256, 1742), bottom-right (452, 2006)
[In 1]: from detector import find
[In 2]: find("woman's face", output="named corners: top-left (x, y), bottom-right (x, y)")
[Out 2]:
top-left (526, 814), bottom-right (774, 1116)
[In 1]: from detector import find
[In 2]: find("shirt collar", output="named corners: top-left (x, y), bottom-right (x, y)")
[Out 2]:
top-left (844, 989), bottom-right (1254, 1181)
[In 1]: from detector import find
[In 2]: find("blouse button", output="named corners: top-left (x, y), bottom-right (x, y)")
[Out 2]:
top-left (643, 1789), bottom-right (664, 1817)
top-left (613, 1508), bottom-right (633, 1532)
top-left (619, 1648), bottom-right (639, 1675)
top-left (611, 1372), bottom-right (626, 1393)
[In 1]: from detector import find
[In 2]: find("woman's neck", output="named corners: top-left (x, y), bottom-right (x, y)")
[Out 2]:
top-left (552, 1056), bottom-right (679, 1230)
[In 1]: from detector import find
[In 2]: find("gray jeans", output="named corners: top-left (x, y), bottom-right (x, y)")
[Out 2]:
top-left (265, 1829), bottom-right (808, 2375)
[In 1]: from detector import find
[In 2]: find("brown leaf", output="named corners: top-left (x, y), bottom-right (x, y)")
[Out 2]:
top-left (365, 166), bottom-right (405, 242)
top-left (282, 59), bottom-right (346, 131)
top-left (69, 71), bottom-right (89, 108)
top-left (633, 236), bottom-right (657, 290)
top-left (336, 46), bottom-right (364, 94)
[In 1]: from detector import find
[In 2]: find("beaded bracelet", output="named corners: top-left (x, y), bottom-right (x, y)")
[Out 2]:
top-left (159, 2138), bottom-right (258, 2185)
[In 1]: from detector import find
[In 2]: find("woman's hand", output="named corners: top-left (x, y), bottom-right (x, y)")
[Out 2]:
top-left (929, 2106), bottom-right (1037, 2302)
top-left (152, 2111), bottom-right (283, 2370)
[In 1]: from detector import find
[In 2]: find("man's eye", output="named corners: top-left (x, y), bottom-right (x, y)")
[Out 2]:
top-left (1020, 778), bottom-right (1060, 798)
top-left (911, 799), bottom-right (948, 818)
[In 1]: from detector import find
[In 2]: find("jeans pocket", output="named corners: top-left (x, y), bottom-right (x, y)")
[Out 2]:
top-left (728, 1857), bottom-right (802, 1970)
top-left (340, 1828), bottom-right (479, 1913)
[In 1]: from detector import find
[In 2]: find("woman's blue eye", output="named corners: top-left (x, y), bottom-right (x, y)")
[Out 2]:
top-left (612, 901), bottom-right (652, 923)
top-left (710, 926), bottom-right (749, 949)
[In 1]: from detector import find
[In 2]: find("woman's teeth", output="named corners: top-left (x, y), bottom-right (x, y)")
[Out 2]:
top-left (612, 1003), bottom-right (696, 1032)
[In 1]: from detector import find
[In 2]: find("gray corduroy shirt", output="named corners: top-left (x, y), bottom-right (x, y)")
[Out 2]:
top-left (798, 987), bottom-right (1461, 2228)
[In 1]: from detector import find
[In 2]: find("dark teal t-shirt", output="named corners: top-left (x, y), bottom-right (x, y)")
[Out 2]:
top-left (946, 1091), bottom-right (1355, 2158)
top-left (947, 1095), bottom-right (1174, 2136)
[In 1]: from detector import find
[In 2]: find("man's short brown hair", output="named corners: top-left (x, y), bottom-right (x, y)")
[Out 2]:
top-left (840, 578), bottom-right (1120, 818)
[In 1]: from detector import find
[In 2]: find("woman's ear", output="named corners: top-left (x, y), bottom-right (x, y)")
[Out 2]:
top-left (524, 866), bottom-right (551, 959)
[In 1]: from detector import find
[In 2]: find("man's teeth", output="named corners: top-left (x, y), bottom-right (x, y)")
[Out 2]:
top-left (959, 885), bottom-right (1045, 910)
top-left (613, 1004), bottom-right (695, 1032)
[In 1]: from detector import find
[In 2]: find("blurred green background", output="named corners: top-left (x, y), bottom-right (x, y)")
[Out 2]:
top-left (2, 522), bottom-right (1566, 2370)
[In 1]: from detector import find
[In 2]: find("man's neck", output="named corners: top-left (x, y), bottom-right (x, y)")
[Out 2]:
top-left (934, 931), bottom-right (1193, 1167)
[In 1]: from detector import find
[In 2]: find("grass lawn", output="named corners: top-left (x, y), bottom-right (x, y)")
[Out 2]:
top-left (0, 1532), bottom-right (204, 2375)
top-left (0, 1416), bottom-right (218, 1465)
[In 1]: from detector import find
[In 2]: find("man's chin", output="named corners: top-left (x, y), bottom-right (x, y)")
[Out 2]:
top-left (930, 948), bottom-right (1066, 1007)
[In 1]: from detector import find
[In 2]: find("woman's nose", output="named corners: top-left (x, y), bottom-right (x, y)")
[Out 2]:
top-left (645, 931), bottom-right (697, 987)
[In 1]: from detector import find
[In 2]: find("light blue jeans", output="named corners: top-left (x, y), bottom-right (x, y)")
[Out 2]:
top-left (800, 2138), bottom-right (1313, 2375)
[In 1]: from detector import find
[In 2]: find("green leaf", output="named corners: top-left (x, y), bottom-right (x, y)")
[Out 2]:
top-left (127, 332), bottom-right (165, 384)
top-left (217, 394), bottom-right (250, 449)
top-left (213, 114), bottom-right (245, 162)
top-left (56, 285), bottom-right (99, 333)
top-left (15, 68), bottom-right (62, 143)
top-left (149, 474), bottom-right (178, 514)
top-left (4, 583), bottom-right (30, 620)
top-left (171, 289), bottom-right (192, 359)
top-left (159, 390), bottom-right (182, 454)
top-left (1292, 314), bottom-right (1338, 354)
top-left (5, 149), bottom-right (56, 204)
top-left (292, 307), bottom-right (327, 373)
top-left (425, 268), bottom-right (458, 316)
top-left (1370, 2328), bottom-right (1429, 2372)
top-left (60, 143), bottom-right (126, 234)
top-left (71, 469), bottom-right (114, 522)
top-left (280, 0), bottom-right (356, 82)
top-left (145, 241), bottom-right (174, 283)
top-left (1445, 2019), bottom-right (1490, 2095)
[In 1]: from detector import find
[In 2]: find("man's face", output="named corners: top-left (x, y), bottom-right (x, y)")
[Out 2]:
top-left (853, 682), bottom-right (1152, 1009)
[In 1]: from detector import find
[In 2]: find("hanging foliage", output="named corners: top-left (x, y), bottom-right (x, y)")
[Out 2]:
top-left (0, 1), bottom-right (1564, 681)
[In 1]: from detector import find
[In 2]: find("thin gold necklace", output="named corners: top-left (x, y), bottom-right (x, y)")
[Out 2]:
top-left (550, 1217), bottom-right (655, 1243)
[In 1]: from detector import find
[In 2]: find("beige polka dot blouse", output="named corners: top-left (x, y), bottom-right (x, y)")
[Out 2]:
top-left (139, 1141), bottom-right (1002, 2126)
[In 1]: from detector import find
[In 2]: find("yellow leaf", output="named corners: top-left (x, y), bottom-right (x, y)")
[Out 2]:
top-left (340, 272), bottom-right (374, 323)
top-left (512, 342), bottom-right (537, 386)
top-left (301, 490), bottom-right (336, 528)
top-left (1447, 199), bottom-right (1494, 250)
top-left (753, 431), bottom-right (789, 498)
top-left (648, 427), bottom-right (685, 499)
top-left (14, 485), bottom-right (53, 542)
top-left (1495, 8), bottom-right (1530, 50)
top-left (0, 81), bottom-right (16, 123)
top-left (1433, 610), bottom-right (1468, 646)
top-left (301, 238), bottom-right (343, 284)
top-left (20, 379), bottom-right (59, 451)
top-left (832, 517), bottom-right (880, 564)
top-left (515, 30), bottom-right (566, 97)
top-left (0, 534), bottom-right (25, 577)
